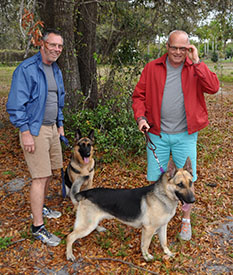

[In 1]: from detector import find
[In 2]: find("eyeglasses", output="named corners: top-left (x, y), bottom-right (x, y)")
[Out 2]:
top-left (168, 43), bottom-right (187, 53)
top-left (44, 41), bottom-right (63, 50)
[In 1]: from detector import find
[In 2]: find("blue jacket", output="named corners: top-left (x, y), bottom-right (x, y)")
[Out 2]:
top-left (6, 52), bottom-right (65, 136)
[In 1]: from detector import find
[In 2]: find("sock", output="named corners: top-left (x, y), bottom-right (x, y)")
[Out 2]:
top-left (32, 224), bottom-right (44, 233)
top-left (182, 218), bottom-right (190, 223)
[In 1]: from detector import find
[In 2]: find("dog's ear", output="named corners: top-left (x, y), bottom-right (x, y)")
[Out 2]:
top-left (76, 129), bottom-right (82, 141)
top-left (88, 129), bottom-right (94, 141)
top-left (183, 157), bottom-right (193, 175)
top-left (166, 159), bottom-right (177, 178)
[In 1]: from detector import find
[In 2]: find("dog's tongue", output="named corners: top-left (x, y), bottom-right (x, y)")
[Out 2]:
top-left (84, 157), bottom-right (89, 164)
top-left (182, 203), bottom-right (191, 212)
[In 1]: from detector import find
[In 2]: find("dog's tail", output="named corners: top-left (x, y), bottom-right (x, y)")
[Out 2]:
top-left (70, 175), bottom-right (89, 205)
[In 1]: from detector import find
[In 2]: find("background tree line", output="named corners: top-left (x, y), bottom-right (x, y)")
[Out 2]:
top-left (1, 0), bottom-right (232, 160)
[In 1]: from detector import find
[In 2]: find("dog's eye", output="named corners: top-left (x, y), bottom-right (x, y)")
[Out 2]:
top-left (177, 182), bottom-right (184, 188)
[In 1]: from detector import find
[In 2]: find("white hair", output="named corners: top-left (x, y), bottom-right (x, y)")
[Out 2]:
top-left (167, 30), bottom-right (190, 44)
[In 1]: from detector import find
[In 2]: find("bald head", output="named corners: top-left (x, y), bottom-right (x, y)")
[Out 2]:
top-left (168, 30), bottom-right (190, 45)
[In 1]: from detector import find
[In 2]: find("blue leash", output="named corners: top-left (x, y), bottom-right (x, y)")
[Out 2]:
top-left (60, 135), bottom-right (69, 198)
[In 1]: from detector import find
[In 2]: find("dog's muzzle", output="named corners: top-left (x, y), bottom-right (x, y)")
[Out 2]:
top-left (175, 191), bottom-right (195, 204)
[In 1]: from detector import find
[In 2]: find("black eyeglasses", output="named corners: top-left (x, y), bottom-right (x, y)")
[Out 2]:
top-left (168, 43), bottom-right (187, 53)
top-left (44, 41), bottom-right (63, 50)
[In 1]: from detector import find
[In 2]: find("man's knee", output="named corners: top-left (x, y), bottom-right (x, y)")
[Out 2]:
top-left (32, 176), bottom-right (51, 186)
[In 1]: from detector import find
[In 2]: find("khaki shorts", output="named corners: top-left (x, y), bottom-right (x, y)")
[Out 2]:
top-left (20, 124), bottom-right (63, 179)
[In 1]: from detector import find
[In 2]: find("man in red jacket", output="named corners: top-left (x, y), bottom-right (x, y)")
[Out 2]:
top-left (132, 30), bottom-right (219, 240)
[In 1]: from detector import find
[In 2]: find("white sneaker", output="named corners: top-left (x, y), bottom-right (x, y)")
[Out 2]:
top-left (179, 221), bottom-right (192, 241)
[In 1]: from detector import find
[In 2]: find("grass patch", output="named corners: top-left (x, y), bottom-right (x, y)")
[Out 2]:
top-left (95, 231), bottom-right (113, 249)
top-left (0, 66), bottom-right (15, 97)
top-left (218, 74), bottom-right (233, 82)
top-left (0, 237), bottom-right (13, 249)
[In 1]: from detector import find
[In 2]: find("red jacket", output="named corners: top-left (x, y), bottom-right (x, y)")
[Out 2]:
top-left (132, 54), bottom-right (219, 135)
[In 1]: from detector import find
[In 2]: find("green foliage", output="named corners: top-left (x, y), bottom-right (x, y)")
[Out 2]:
top-left (64, 94), bottom-right (145, 163)
top-left (225, 44), bottom-right (233, 59)
top-left (0, 66), bottom-right (16, 97)
top-left (0, 237), bottom-right (13, 249)
top-left (95, 230), bottom-right (112, 249)
top-left (211, 51), bottom-right (218, 63)
top-left (2, 170), bottom-right (15, 176)
top-left (64, 53), bottom-right (146, 163)
top-left (113, 40), bottom-right (140, 66)
top-left (218, 74), bottom-right (233, 82)
top-left (116, 245), bottom-right (128, 257)
top-left (0, 50), bottom-right (37, 65)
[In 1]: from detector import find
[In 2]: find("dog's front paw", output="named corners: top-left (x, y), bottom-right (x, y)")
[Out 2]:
top-left (96, 226), bottom-right (107, 232)
top-left (66, 251), bottom-right (76, 262)
top-left (142, 251), bottom-right (154, 261)
top-left (164, 247), bottom-right (174, 257)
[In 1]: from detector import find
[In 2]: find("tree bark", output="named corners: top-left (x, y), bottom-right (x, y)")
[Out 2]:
top-left (75, 0), bottom-right (98, 108)
top-left (53, 0), bottom-right (82, 110)
top-left (38, 0), bottom-right (82, 111)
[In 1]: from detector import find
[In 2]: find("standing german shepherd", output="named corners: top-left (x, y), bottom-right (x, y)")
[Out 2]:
top-left (64, 129), bottom-right (95, 205)
top-left (66, 157), bottom-right (195, 262)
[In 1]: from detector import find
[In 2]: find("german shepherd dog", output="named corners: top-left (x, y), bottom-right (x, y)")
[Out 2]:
top-left (64, 129), bottom-right (95, 204)
top-left (66, 157), bottom-right (195, 262)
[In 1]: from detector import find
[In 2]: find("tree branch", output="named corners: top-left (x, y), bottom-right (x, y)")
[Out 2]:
top-left (87, 257), bottom-right (159, 274)
top-left (19, 0), bottom-right (26, 39)
top-left (24, 0), bottom-right (37, 58)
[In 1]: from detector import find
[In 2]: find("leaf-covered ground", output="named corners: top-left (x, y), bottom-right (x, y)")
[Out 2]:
top-left (0, 90), bottom-right (232, 274)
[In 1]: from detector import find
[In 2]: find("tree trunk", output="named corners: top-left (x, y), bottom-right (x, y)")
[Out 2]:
top-left (37, 0), bottom-right (54, 28)
top-left (53, 0), bottom-right (82, 110)
top-left (75, 0), bottom-right (98, 109)
top-left (38, 0), bottom-right (82, 111)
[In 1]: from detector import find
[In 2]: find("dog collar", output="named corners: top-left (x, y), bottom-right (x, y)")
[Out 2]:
top-left (69, 164), bottom-right (81, 174)
top-left (69, 164), bottom-right (94, 174)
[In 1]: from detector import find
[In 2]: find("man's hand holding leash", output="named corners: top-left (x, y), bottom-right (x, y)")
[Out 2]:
top-left (137, 117), bottom-right (150, 133)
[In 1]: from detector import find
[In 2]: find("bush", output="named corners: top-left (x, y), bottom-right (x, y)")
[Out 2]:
top-left (211, 51), bottom-right (218, 63)
top-left (112, 40), bottom-right (141, 66)
top-left (225, 45), bottom-right (233, 59)
top-left (64, 49), bottom-right (147, 163)
top-left (64, 96), bottom-right (145, 163)
top-left (0, 49), bottom-right (37, 65)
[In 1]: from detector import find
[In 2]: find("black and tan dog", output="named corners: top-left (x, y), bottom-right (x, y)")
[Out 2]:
top-left (64, 129), bottom-right (95, 204)
top-left (66, 157), bottom-right (195, 262)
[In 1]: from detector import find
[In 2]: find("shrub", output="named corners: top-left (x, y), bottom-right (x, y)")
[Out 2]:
top-left (112, 40), bottom-right (141, 66)
top-left (0, 49), bottom-right (37, 65)
top-left (64, 95), bottom-right (145, 163)
top-left (211, 51), bottom-right (218, 63)
top-left (64, 50), bottom-right (147, 163)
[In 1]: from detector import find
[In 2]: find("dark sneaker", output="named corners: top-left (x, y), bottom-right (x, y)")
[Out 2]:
top-left (179, 221), bottom-right (192, 241)
top-left (32, 225), bottom-right (61, 246)
top-left (42, 206), bottom-right (62, 219)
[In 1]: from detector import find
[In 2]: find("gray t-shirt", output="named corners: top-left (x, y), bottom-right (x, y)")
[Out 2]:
top-left (42, 63), bottom-right (58, 126)
top-left (160, 58), bottom-right (187, 134)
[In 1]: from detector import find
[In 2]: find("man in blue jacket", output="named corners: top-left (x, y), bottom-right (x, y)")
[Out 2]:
top-left (7, 29), bottom-right (65, 246)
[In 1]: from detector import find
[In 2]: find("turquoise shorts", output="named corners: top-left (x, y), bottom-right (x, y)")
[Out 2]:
top-left (146, 131), bottom-right (198, 182)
